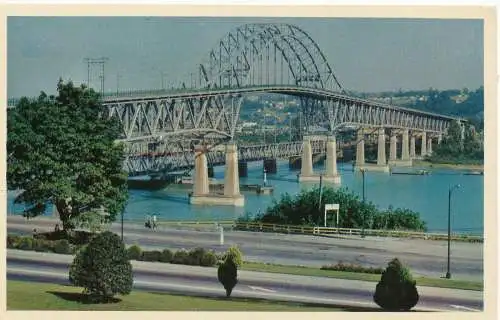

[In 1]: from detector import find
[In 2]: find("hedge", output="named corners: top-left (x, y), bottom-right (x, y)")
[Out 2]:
top-left (7, 234), bottom-right (220, 268)
top-left (321, 262), bottom-right (384, 274)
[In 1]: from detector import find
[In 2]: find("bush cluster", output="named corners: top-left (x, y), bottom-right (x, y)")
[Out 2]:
top-left (239, 187), bottom-right (428, 232)
top-left (132, 246), bottom-right (218, 267)
top-left (7, 234), bottom-right (74, 254)
top-left (321, 262), bottom-right (384, 274)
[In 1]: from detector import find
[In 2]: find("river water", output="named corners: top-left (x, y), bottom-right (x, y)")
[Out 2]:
top-left (6, 160), bottom-right (483, 235)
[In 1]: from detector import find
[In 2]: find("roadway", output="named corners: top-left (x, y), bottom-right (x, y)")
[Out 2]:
top-left (7, 250), bottom-right (483, 312)
top-left (7, 216), bottom-right (483, 282)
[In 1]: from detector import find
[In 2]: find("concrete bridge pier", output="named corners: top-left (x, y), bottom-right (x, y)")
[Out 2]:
top-left (190, 146), bottom-right (210, 199)
top-left (388, 130), bottom-right (413, 167)
top-left (223, 144), bottom-right (245, 206)
top-left (323, 135), bottom-right (341, 183)
top-left (388, 131), bottom-right (398, 166)
top-left (238, 160), bottom-right (248, 178)
top-left (189, 143), bottom-right (244, 206)
top-left (427, 137), bottom-right (433, 156)
top-left (410, 134), bottom-right (416, 159)
top-left (353, 130), bottom-right (365, 171)
top-left (421, 131), bottom-right (427, 157)
top-left (263, 158), bottom-right (278, 174)
top-left (438, 134), bottom-right (443, 145)
top-left (298, 137), bottom-right (317, 182)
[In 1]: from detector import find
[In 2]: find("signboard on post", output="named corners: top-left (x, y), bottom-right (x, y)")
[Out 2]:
top-left (324, 204), bottom-right (340, 228)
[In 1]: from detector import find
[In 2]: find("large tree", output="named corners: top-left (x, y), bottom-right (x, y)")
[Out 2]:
top-left (7, 79), bottom-right (129, 231)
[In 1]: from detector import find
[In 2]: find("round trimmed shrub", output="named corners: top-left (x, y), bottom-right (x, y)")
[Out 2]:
top-left (69, 231), bottom-right (133, 303)
top-left (7, 235), bottom-right (21, 249)
top-left (373, 258), bottom-right (419, 311)
top-left (53, 239), bottom-right (71, 254)
top-left (17, 237), bottom-right (33, 250)
top-left (200, 250), bottom-right (218, 267)
top-left (188, 247), bottom-right (207, 265)
top-left (127, 245), bottom-right (142, 260)
top-left (159, 249), bottom-right (173, 263)
top-left (172, 249), bottom-right (189, 264)
top-left (141, 250), bottom-right (162, 262)
top-left (223, 246), bottom-right (243, 267)
top-left (217, 259), bottom-right (238, 297)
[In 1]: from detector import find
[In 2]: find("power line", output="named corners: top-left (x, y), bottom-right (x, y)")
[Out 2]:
top-left (83, 57), bottom-right (109, 95)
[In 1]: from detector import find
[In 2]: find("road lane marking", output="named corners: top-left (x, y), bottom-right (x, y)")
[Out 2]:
top-left (248, 285), bottom-right (276, 293)
top-left (450, 305), bottom-right (481, 312)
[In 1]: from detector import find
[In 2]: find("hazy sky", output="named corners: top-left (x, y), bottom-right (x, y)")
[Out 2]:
top-left (7, 16), bottom-right (484, 98)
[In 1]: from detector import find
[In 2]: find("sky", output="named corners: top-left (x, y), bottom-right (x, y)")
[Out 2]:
top-left (7, 16), bottom-right (484, 98)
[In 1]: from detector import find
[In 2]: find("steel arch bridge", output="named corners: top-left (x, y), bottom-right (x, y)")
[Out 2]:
top-left (7, 23), bottom-right (465, 176)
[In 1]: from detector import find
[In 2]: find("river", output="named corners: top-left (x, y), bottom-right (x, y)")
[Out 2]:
top-left (6, 160), bottom-right (483, 235)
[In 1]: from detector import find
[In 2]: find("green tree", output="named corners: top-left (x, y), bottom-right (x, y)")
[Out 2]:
top-left (373, 258), bottom-right (419, 311)
top-left (217, 258), bottom-right (238, 298)
top-left (7, 79), bottom-right (129, 232)
top-left (69, 231), bottom-right (133, 303)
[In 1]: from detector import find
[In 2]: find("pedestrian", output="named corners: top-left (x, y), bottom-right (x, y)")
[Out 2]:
top-left (145, 215), bottom-right (151, 229)
top-left (32, 228), bottom-right (37, 238)
top-left (152, 214), bottom-right (158, 231)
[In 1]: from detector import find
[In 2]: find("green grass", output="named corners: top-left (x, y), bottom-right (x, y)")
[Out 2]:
top-left (241, 262), bottom-right (483, 291)
top-left (7, 280), bottom-right (377, 311)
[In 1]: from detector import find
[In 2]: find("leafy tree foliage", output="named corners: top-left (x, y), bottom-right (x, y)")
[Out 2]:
top-left (243, 186), bottom-right (426, 231)
top-left (217, 257), bottom-right (238, 298)
top-left (428, 120), bottom-right (483, 164)
top-left (373, 258), bottom-right (419, 311)
top-left (7, 79), bottom-right (129, 231)
top-left (69, 231), bottom-right (133, 303)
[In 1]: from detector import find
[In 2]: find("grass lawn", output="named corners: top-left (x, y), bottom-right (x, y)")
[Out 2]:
top-left (7, 280), bottom-right (372, 311)
top-left (241, 262), bottom-right (483, 291)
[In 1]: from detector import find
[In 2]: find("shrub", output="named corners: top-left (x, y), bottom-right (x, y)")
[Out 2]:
top-left (7, 235), bottom-right (21, 249)
top-left (69, 231), bottom-right (133, 303)
top-left (127, 245), bottom-right (142, 260)
top-left (200, 250), bottom-right (218, 267)
top-left (17, 237), bottom-right (33, 250)
top-left (159, 249), bottom-right (173, 263)
top-left (33, 238), bottom-right (53, 252)
top-left (141, 250), bottom-right (162, 262)
top-left (172, 249), bottom-right (190, 265)
top-left (217, 259), bottom-right (238, 297)
top-left (53, 239), bottom-right (71, 254)
top-left (222, 246), bottom-right (243, 267)
top-left (373, 258), bottom-right (419, 311)
top-left (188, 247), bottom-right (207, 266)
top-left (321, 262), bottom-right (384, 274)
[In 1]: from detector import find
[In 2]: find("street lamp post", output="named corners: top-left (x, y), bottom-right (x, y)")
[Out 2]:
top-left (446, 184), bottom-right (461, 279)
top-left (361, 168), bottom-right (366, 238)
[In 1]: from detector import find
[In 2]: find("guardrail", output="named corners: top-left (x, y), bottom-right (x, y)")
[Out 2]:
top-left (233, 222), bottom-right (483, 242)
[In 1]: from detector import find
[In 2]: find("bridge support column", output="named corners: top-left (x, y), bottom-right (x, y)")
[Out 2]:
top-left (389, 130), bottom-right (412, 167)
top-left (323, 135), bottom-right (341, 183)
top-left (189, 144), bottom-right (244, 207)
top-left (298, 138), bottom-right (314, 182)
top-left (238, 160), bottom-right (248, 178)
top-left (190, 146), bottom-right (209, 198)
top-left (410, 134), bottom-right (416, 159)
top-left (223, 144), bottom-right (245, 206)
top-left (388, 131), bottom-right (398, 165)
top-left (427, 137), bottom-right (433, 156)
top-left (263, 158), bottom-right (278, 174)
top-left (421, 132), bottom-right (427, 157)
top-left (438, 134), bottom-right (443, 145)
top-left (353, 130), bottom-right (365, 171)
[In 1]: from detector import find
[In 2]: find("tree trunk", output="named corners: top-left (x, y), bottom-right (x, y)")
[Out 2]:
top-left (55, 199), bottom-right (75, 233)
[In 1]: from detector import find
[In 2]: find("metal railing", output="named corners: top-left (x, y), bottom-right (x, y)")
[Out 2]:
top-left (232, 222), bottom-right (483, 242)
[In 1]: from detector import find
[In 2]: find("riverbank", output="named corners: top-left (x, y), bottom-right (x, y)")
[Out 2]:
top-left (413, 160), bottom-right (484, 171)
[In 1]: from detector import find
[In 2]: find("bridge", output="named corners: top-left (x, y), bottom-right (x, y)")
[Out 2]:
top-left (8, 23), bottom-right (465, 180)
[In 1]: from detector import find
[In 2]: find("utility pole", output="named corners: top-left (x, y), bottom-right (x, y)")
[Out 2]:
top-left (84, 57), bottom-right (109, 96)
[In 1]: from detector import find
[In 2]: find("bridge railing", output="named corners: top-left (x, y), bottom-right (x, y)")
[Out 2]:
top-left (232, 222), bottom-right (483, 242)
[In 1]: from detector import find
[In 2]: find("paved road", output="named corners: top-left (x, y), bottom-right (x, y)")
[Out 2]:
top-left (7, 216), bottom-right (483, 281)
top-left (7, 250), bottom-right (483, 312)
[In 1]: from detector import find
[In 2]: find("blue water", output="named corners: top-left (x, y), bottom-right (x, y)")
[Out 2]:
top-left (6, 161), bottom-right (484, 235)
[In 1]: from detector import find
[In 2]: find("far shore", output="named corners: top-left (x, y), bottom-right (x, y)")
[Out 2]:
top-left (412, 160), bottom-right (484, 171)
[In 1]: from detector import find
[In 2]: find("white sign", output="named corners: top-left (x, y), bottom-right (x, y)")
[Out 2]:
top-left (325, 204), bottom-right (339, 211)
top-left (324, 203), bottom-right (340, 228)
